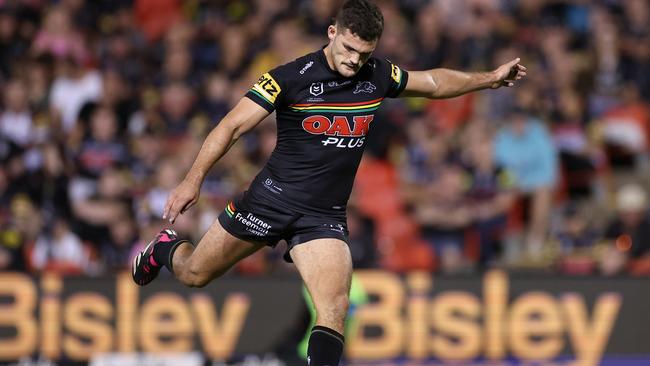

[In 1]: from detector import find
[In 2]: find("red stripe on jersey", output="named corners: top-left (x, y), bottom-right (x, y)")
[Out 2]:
top-left (290, 97), bottom-right (384, 107)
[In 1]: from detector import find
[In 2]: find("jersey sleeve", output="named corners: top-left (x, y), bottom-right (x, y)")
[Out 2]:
top-left (245, 68), bottom-right (286, 113)
top-left (384, 60), bottom-right (409, 98)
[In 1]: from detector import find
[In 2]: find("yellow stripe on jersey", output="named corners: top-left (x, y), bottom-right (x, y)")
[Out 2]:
top-left (391, 63), bottom-right (402, 84)
top-left (252, 72), bottom-right (282, 104)
top-left (289, 100), bottom-right (382, 111)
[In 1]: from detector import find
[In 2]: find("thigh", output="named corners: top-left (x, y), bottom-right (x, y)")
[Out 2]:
top-left (186, 219), bottom-right (265, 278)
top-left (290, 238), bottom-right (353, 331)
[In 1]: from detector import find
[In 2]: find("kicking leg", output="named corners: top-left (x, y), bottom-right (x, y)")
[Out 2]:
top-left (132, 221), bottom-right (263, 287)
top-left (172, 220), bottom-right (263, 287)
top-left (290, 238), bottom-right (352, 365)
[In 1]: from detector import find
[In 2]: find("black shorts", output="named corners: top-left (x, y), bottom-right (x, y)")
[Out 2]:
top-left (217, 189), bottom-right (349, 262)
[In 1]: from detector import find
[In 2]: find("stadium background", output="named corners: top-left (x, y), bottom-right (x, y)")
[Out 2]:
top-left (0, 0), bottom-right (649, 365)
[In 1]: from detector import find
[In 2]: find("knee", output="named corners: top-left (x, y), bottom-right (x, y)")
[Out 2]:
top-left (182, 273), bottom-right (211, 288)
top-left (177, 263), bottom-right (226, 288)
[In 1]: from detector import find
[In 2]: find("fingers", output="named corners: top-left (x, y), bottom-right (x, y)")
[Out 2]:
top-left (162, 191), bottom-right (183, 224)
top-left (514, 64), bottom-right (527, 79)
top-left (506, 57), bottom-right (521, 68)
top-left (163, 195), bottom-right (173, 221)
top-left (165, 198), bottom-right (181, 224)
top-left (503, 59), bottom-right (527, 87)
top-left (163, 194), bottom-right (197, 224)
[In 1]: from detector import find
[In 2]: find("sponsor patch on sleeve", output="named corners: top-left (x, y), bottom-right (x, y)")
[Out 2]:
top-left (390, 63), bottom-right (402, 84)
top-left (251, 72), bottom-right (282, 104)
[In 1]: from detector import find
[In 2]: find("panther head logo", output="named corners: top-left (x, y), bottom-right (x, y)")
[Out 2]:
top-left (353, 81), bottom-right (376, 94)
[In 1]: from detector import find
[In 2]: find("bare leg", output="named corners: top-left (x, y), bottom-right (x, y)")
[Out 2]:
top-left (527, 186), bottom-right (552, 255)
top-left (172, 220), bottom-right (264, 287)
top-left (290, 238), bottom-right (352, 335)
top-left (290, 238), bottom-right (352, 365)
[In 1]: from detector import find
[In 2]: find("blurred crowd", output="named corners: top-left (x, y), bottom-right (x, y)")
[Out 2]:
top-left (1, 0), bottom-right (649, 277)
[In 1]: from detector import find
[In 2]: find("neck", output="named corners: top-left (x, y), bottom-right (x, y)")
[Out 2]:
top-left (323, 44), bottom-right (337, 71)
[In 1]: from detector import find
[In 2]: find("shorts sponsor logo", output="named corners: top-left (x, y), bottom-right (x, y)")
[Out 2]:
top-left (235, 212), bottom-right (272, 236)
top-left (353, 81), bottom-right (376, 94)
top-left (309, 82), bottom-right (324, 96)
top-left (302, 114), bottom-right (373, 148)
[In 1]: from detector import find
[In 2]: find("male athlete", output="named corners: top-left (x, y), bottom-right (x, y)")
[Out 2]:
top-left (132, 0), bottom-right (526, 364)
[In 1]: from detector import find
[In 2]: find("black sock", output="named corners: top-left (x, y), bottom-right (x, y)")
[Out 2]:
top-left (307, 325), bottom-right (344, 366)
top-left (152, 239), bottom-right (191, 274)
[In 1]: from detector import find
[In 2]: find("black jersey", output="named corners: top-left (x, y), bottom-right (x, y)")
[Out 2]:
top-left (244, 48), bottom-right (408, 215)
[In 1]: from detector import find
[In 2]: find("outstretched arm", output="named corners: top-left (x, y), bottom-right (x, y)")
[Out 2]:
top-left (163, 97), bottom-right (270, 223)
top-left (400, 58), bottom-right (527, 99)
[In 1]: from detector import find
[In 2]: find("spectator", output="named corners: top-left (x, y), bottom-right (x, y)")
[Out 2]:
top-left (49, 55), bottom-right (102, 132)
top-left (462, 133), bottom-right (517, 266)
top-left (30, 217), bottom-right (89, 274)
top-left (414, 165), bottom-right (473, 274)
top-left (101, 215), bottom-right (138, 270)
top-left (31, 5), bottom-right (88, 63)
top-left (600, 84), bottom-right (650, 170)
top-left (3, 194), bottom-right (42, 272)
top-left (494, 107), bottom-right (558, 257)
top-left (160, 82), bottom-right (197, 136)
top-left (75, 106), bottom-right (129, 179)
top-left (551, 204), bottom-right (600, 275)
top-left (551, 90), bottom-right (604, 200)
top-left (604, 184), bottom-right (650, 261)
top-left (71, 168), bottom-right (132, 245)
top-left (0, 79), bottom-right (34, 148)
top-left (0, 0), bottom-right (647, 277)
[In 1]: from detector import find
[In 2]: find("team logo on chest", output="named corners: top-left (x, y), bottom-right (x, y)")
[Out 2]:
top-left (309, 82), bottom-right (324, 96)
top-left (302, 115), bottom-right (374, 148)
top-left (353, 81), bottom-right (376, 94)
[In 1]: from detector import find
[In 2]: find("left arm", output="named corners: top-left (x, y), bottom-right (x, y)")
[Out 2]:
top-left (400, 58), bottom-right (527, 99)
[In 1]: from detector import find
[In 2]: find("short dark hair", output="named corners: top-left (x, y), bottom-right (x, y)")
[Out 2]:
top-left (335, 0), bottom-right (384, 41)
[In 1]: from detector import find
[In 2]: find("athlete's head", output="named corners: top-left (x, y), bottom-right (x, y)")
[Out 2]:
top-left (325, 0), bottom-right (384, 77)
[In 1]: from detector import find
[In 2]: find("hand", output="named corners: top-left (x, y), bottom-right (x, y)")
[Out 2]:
top-left (163, 179), bottom-right (201, 224)
top-left (491, 58), bottom-right (527, 89)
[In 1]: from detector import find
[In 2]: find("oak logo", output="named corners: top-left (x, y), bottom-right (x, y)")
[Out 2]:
top-left (302, 115), bottom-right (374, 148)
top-left (302, 115), bottom-right (373, 137)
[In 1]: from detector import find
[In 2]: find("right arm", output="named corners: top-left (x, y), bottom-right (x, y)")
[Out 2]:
top-left (163, 97), bottom-right (270, 223)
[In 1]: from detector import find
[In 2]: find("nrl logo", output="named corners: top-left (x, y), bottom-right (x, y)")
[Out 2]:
top-left (309, 82), bottom-right (324, 96)
top-left (353, 81), bottom-right (376, 94)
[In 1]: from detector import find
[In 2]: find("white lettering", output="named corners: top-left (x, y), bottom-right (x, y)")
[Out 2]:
top-left (234, 213), bottom-right (271, 236)
top-left (321, 137), bottom-right (365, 148)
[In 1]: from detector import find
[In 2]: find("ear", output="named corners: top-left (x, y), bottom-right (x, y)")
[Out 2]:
top-left (327, 25), bottom-right (337, 41)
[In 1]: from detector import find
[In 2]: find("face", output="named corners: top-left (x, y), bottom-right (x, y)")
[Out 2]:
top-left (327, 25), bottom-right (377, 77)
